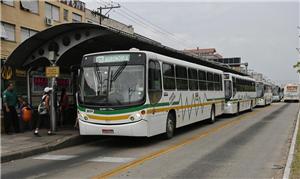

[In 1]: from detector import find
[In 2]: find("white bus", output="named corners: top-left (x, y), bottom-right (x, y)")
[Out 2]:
top-left (77, 50), bottom-right (225, 138)
top-left (272, 85), bottom-right (282, 102)
top-left (283, 83), bottom-right (300, 102)
top-left (256, 81), bottom-right (272, 106)
top-left (223, 73), bottom-right (256, 114)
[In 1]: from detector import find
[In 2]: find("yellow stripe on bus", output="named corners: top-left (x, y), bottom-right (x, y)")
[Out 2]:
top-left (87, 100), bottom-right (224, 121)
top-left (86, 114), bottom-right (131, 121)
top-left (147, 100), bottom-right (224, 114)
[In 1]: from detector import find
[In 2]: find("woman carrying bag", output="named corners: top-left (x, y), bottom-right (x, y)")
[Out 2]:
top-left (34, 87), bottom-right (53, 136)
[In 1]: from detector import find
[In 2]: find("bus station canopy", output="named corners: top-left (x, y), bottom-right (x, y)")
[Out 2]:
top-left (5, 23), bottom-right (247, 76)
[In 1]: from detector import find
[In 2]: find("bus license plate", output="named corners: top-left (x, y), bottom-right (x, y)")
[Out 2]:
top-left (102, 129), bottom-right (114, 134)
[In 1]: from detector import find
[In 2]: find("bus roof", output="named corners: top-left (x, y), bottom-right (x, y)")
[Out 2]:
top-left (83, 50), bottom-right (224, 74)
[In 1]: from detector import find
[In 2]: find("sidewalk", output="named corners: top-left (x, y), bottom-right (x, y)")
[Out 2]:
top-left (1, 128), bottom-right (85, 163)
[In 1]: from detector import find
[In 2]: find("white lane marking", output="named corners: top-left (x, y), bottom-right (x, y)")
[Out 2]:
top-left (88, 157), bottom-right (135, 163)
top-left (33, 154), bottom-right (77, 160)
top-left (283, 105), bottom-right (300, 179)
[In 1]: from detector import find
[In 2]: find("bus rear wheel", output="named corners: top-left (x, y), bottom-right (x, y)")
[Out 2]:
top-left (164, 113), bottom-right (175, 139)
top-left (208, 106), bottom-right (215, 124)
top-left (249, 101), bottom-right (253, 111)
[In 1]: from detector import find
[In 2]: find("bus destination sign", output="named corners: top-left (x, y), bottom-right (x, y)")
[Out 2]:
top-left (95, 54), bottom-right (130, 63)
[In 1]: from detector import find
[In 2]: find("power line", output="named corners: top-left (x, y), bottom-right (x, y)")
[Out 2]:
top-left (99, 0), bottom-right (197, 49)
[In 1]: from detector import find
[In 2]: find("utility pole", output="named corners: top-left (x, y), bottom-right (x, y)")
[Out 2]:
top-left (92, 3), bottom-right (120, 25)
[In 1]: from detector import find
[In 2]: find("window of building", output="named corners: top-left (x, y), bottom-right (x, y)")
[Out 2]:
top-left (0, 22), bottom-right (15, 41)
top-left (1, 0), bottom-right (14, 6)
top-left (176, 65), bottom-right (188, 90)
top-left (162, 63), bottom-right (176, 90)
top-left (72, 12), bottom-right (82, 22)
top-left (21, 27), bottom-right (38, 42)
top-left (20, 0), bottom-right (38, 13)
top-left (45, 3), bottom-right (59, 21)
top-left (188, 68), bottom-right (198, 90)
top-left (63, 9), bottom-right (68, 21)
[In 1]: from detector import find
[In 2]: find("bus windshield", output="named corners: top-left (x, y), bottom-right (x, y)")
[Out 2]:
top-left (272, 86), bottom-right (279, 96)
top-left (79, 53), bottom-right (146, 107)
top-left (256, 83), bottom-right (264, 98)
top-left (224, 80), bottom-right (232, 100)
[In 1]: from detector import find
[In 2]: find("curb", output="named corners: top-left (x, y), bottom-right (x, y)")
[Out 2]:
top-left (282, 106), bottom-right (300, 179)
top-left (1, 134), bottom-right (88, 163)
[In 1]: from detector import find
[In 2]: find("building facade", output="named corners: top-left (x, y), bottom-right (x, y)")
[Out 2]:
top-left (1, 0), bottom-right (134, 94)
top-left (1, 0), bottom-right (134, 60)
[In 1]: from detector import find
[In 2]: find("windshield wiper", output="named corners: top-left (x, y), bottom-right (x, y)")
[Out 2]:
top-left (111, 61), bottom-right (127, 82)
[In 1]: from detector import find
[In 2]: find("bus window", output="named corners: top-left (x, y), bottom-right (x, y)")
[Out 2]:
top-left (219, 74), bottom-right (223, 91)
top-left (232, 77), bottom-right (237, 96)
top-left (162, 63), bottom-right (176, 90)
top-left (198, 70), bottom-right (207, 91)
top-left (214, 73), bottom-right (220, 91)
top-left (148, 60), bottom-right (162, 104)
top-left (176, 65), bottom-right (188, 90)
top-left (207, 72), bottom-right (214, 91)
top-left (188, 68), bottom-right (198, 91)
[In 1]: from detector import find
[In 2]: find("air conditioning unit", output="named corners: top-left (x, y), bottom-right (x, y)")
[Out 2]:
top-left (45, 17), bottom-right (53, 26)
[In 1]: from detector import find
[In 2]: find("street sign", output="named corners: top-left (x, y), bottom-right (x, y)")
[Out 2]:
top-left (46, 66), bottom-right (60, 78)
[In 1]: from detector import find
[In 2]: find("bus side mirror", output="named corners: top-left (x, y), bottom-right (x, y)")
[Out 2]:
top-left (76, 92), bottom-right (79, 105)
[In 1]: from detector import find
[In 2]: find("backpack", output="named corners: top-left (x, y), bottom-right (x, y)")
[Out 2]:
top-left (38, 95), bottom-right (48, 115)
top-left (22, 106), bottom-right (32, 122)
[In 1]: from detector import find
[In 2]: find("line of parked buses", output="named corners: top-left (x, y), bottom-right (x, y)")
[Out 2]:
top-left (77, 50), bottom-right (300, 138)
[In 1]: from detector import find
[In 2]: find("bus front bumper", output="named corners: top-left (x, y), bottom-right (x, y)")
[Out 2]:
top-left (256, 98), bottom-right (265, 106)
top-left (224, 102), bottom-right (236, 114)
top-left (79, 119), bottom-right (149, 137)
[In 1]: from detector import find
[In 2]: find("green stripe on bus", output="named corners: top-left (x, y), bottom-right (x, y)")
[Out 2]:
top-left (78, 102), bottom-right (173, 115)
top-left (78, 98), bottom-right (224, 115)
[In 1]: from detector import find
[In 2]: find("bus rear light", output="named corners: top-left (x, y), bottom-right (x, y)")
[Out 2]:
top-left (141, 110), bottom-right (146, 115)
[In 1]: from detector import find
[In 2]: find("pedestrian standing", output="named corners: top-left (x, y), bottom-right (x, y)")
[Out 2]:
top-left (34, 87), bottom-right (52, 136)
top-left (59, 88), bottom-right (69, 126)
top-left (2, 82), bottom-right (20, 134)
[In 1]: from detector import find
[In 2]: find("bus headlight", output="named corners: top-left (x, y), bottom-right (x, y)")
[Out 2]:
top-left (130, 111), bottom-right (145, 121)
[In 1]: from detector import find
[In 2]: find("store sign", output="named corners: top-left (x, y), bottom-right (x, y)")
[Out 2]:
top-left (15, 69), bottom-right (26, 77)
top-left (1, 65), bottom-right (13, 80)
top-left (46, 66), bottom-right (60, 78)
top-left (60, 0), bottom-right (85, 11)
top-left (32, 76), bottom-right (72, 93)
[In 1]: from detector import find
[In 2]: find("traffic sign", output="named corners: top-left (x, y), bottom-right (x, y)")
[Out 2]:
top-left (46, 66), bottom-right (60, 78)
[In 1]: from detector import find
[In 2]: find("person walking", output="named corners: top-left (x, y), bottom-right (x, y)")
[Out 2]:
top-left (3, 82), bottom-right (20, 134)
top-left (34, 87), bottom-right (52, 136)
top-left (59, 88), bottom-right (69, 126)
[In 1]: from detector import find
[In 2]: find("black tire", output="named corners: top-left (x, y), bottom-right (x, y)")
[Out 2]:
top-left (249, 101), bottom-right (253, 111)
top-left (236, 103), bottom-right (240, 116)
top-left (164, 113), bottom-right (175, 139)
top-left (208, 106), bottom-right (215, 124)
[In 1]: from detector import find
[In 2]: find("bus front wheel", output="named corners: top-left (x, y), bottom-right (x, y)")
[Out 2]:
top-left (164, 113), bottom-right (175, 139)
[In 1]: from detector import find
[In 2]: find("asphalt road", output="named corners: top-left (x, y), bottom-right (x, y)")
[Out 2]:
top-left (2, 102), bottom-right (299, 179)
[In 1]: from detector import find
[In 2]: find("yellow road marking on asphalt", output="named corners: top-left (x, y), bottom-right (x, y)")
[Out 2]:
top-left (92, 108), bottom-right (262, 179)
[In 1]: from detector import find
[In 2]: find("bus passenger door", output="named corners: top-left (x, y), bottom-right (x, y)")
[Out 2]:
top-left (148, 59), bottom-right (164, 135)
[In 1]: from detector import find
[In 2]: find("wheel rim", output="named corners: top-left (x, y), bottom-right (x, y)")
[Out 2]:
top-left (167, 118), bottom-right (174, 134)
top-left (211, 110), bottom-right (215, 122)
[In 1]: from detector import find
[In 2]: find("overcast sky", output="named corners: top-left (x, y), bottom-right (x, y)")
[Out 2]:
top-left (83, 0), bottom-right (300, 85)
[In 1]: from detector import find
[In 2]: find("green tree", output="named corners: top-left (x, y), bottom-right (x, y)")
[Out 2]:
top-left (294, 61), bottom-right (300, 73)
